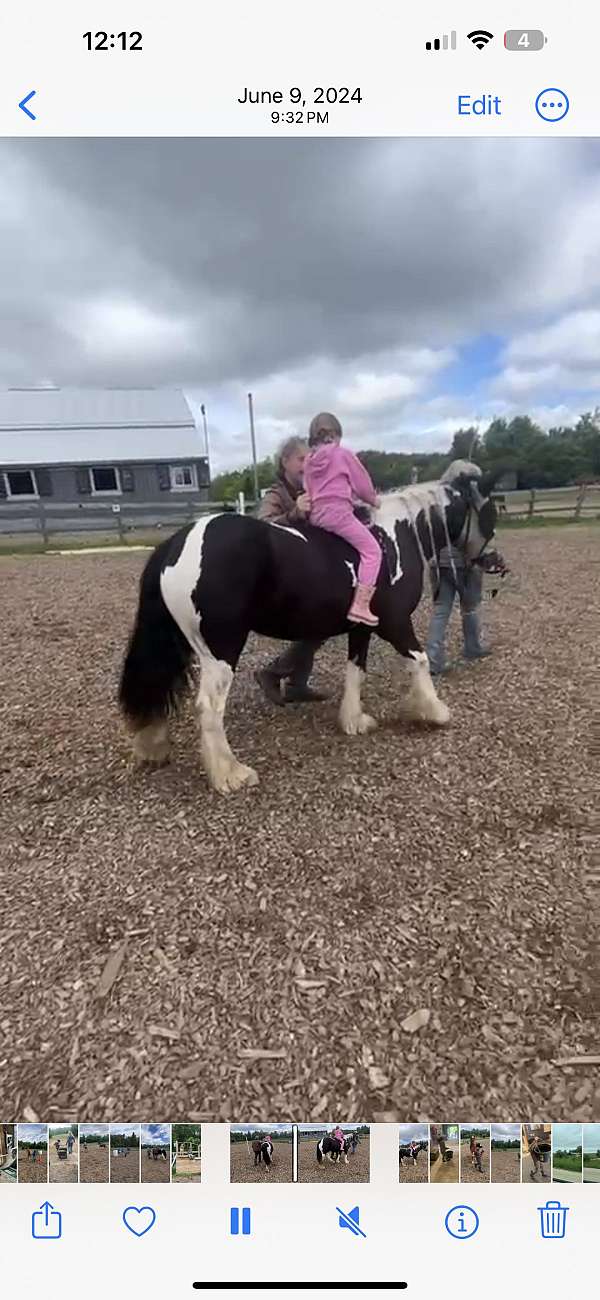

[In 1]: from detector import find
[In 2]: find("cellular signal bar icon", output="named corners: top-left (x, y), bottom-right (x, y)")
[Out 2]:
top-left (425, 31), bottom-right (457, 51)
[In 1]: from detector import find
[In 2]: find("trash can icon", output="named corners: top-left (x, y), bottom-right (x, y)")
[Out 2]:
top-left (538, 1200), bottom-right (568, 1239)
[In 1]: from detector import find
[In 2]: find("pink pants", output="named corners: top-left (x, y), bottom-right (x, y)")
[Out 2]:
top-left (311, 503), bottom-right (381, 585)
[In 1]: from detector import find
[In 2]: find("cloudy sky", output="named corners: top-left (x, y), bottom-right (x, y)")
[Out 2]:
top-left (399, 1123), bottom-right (428, 1143)
top-left (1, 139), bottom-right (600, 471)
top-left (583, 1125), bottom-right (600, 1153)
top-left (141, 1124), bottom-right (170, 1145)
top-left (231, 1124), bottom-right (291, 1134)
top-left (491, 1124), bottom-right (521, 1141)
top-left (553, 1124), bottom-right (582, 1152)
top-left (18, 1125), bottom-right (47, 1143)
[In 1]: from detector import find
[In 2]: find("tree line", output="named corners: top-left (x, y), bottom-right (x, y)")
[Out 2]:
top-left (110, 1132), bottom-right (139, 1149)
top-left (209, 410), bottom-right (600, 501)
top-left (230, 1129), bottom-right (291, 1144)
top-left (173, 1124), bottom-right (201, 1148)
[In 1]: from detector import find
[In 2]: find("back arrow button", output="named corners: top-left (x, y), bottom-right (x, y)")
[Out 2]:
top-left (19, 91), bottom-right (37, 120)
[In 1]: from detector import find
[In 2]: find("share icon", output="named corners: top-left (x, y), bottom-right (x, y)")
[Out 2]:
top-left (336, 1206), bottom-right (366, 1238)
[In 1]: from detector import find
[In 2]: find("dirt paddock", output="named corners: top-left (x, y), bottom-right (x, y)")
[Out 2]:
top-left (490, 1147), bottom-right (521, 1183)
top-left (398, 1151), bottom-right (428, 1184)
top-left (110, 1150), bottom-right (140, 1183)
top-left (18, 1151), bottom-right (48, 1182)
top-left (141, 1151), bottom-right (171, 1183)
top-left (230, 1140), bottom-right (293, 1183)
top-left (1, 527), bottom-right (598, 1119)
top-left (174, 1154), bottom-right (201, 1183)
top-left (80, 1144), bottom-right (110, 1183)
top-left (299, 1136), bottom-right (370, 1183)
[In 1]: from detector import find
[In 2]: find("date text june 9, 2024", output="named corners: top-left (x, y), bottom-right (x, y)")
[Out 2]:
top-left (237, 87), bottom-right (362, 106)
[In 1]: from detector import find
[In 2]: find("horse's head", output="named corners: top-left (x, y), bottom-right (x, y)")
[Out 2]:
top-left (441, 460), bottom-right (500, 560)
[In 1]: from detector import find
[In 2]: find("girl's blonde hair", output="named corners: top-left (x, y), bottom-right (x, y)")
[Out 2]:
top-left (308, 411), bottom-right (343, 447)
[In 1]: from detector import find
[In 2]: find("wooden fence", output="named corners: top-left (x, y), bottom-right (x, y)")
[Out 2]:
top-left (0, 494), bottom-right (250, 546)
top-left (1, 483), bottom-right (598, 549)
top-left (493, 483), bottom-right (600, 521)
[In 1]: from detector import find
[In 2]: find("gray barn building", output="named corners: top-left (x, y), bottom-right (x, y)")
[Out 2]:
top-left (0, 388), bottom-right (210, 522)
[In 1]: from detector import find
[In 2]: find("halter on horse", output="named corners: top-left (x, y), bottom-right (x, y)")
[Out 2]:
top-left (119, 460), bottom-right (498, 794)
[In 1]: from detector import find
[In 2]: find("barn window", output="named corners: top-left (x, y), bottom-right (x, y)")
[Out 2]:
top-left (169, 464), bottom-right (197, 491)
top-left (90, 466), bottom-right (121, 494)
top-left (4, 470), bottom-right (38, 498)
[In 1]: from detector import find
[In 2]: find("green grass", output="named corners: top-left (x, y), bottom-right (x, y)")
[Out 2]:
top-left (553, 1154), bottom-right (582, 1172)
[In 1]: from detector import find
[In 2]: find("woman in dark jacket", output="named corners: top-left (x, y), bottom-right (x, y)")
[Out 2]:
top-left (254, 434), bottom-right (328, 705)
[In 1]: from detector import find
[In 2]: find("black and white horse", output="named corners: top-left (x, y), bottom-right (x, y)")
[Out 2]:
top-left (317, 1135), bottom-right (349, 1165)
top-left (252, 1138), bottom-right (273, 1168)
top-left (119, 461), bottom-right (498, 794)
top-left (399, 1140), bottom-right (425, 1167)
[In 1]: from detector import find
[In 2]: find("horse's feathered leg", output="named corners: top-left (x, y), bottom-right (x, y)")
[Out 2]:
top-left (195, 629), bottom-right (258, 794)
top-left (339, 625), bottom-right (376, 736)
top-left (384, 616), bottom-right (450, 727)
top-left (158, 519), bottom-right (260, 794)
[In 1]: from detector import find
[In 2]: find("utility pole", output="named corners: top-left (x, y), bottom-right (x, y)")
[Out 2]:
top-left (200, 403), bottom-right (210, 461)
top-left (248, 392), bottom-right (259, 504)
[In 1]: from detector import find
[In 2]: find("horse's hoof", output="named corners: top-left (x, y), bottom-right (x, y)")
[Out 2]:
top-left (213, 762), bottom-right (259, 794)
top-left (131, 744), bottom-right (171, 768)
top-left (340, 712), bottom-right (377, 736)
top-left (130, 721), bottom-right (171, 766)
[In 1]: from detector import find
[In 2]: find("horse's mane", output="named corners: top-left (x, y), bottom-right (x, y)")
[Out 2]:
top-left (374, 478), bottom-right (459, 585)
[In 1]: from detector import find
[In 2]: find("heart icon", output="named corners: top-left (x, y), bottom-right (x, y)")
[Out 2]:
top-left (122, 1206), bottom-right (157, 1237)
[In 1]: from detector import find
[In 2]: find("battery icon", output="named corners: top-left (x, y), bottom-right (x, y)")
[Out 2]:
top-left (504, 29), bottom-right (547, 50)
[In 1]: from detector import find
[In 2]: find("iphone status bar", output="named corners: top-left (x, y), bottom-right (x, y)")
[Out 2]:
top-left (0, 0), bottom-right (598, 135)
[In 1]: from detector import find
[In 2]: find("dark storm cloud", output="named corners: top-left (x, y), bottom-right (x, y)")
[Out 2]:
top-left (1, 138), bottom-right (600, 463)
top-left (2, 138), bottom-right (599, 383)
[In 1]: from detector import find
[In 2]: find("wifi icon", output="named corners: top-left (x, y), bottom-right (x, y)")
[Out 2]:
top-left (467, 29), bottom-right (494, 49)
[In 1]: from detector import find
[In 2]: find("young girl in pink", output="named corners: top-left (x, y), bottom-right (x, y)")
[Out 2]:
top-left (303, 412), bottom-right (382, 626)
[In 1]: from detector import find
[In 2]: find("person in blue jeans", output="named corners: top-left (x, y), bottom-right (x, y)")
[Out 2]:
top-left (426, 546), bottom-right (490, 676)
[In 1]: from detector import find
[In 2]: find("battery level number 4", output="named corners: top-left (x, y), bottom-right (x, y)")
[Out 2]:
top-left (504, 29), bottom-right (547, 50)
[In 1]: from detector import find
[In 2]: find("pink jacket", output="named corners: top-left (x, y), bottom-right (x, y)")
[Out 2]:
top-left (304, 444), bottom-right (377, 511)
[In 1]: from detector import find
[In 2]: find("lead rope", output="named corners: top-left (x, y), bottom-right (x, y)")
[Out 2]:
top-left (441, 491), bottom-right (460, 589)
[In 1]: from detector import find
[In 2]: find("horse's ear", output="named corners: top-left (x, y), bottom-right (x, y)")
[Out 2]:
top-left (479, 468), bottom-right (505, 498)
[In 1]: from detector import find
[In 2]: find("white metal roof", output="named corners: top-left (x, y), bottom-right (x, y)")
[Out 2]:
top-left (0, 388), bottom-right (203, 466)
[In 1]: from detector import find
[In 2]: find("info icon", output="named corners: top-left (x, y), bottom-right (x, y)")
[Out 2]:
top-left (445, 1205), bottom-right (479, 1239)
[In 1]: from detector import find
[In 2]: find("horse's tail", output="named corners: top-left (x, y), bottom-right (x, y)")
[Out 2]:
top-left (316, 1140), bottom-right (324, 1164)
top-left (118, 535), bottom-right (194, 744)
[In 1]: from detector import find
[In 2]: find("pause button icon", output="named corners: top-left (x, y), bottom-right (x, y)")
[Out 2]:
top-left (230, 1207), bottom-right (252, 1235)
